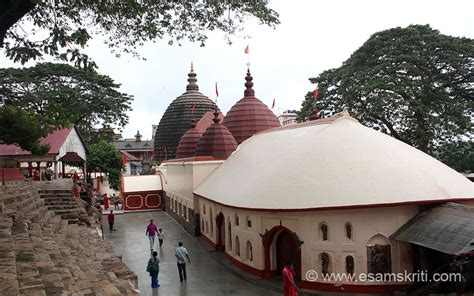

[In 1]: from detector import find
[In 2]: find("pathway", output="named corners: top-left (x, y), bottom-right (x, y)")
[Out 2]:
top-left (103, 211), bottom-right (281, 296)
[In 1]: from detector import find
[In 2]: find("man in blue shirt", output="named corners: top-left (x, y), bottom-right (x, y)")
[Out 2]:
top-left (175, 241), bottom-right (191, 282)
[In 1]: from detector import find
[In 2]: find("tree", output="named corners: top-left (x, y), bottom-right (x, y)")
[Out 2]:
top-left (433, 140), bottom-right (474, 173)
top-left (0, 0), bottom-right (279, 68)
top-left (0, 62), bottom-right (133, 149)
top-left (298, 25), bottom-right (473, 170)
top-left (0, 106), bottom-right (49, 154)
top-left (87, 140), bottom-right (123, 191)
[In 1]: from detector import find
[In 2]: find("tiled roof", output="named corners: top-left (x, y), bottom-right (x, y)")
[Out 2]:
top-left (0, 128), bottom-right (73, 156)
top-left (391, 202), bottom-right (474, 255)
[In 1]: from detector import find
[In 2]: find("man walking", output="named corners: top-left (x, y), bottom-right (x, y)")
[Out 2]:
top-left (175, 241), bottom-right (191, 282)
top-left (146, 219), bottom-right (158, 252)
top-left (108, 210), bottom-right (115, 232)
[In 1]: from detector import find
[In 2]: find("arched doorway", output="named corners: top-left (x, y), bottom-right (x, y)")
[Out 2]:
top-left (276, 231), bottom-right (300, 279)
top-left (216, 212), bottom-right (225, 251)
top-left (262, 225), bottom-right (303, 280)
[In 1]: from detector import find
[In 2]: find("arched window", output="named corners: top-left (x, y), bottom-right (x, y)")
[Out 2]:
top-left (228, 220), bottom-right (232, 251)
top-left (320, 253), bottom-right (330, 275)
top-left (246, 216), bottom-right (252, 228)
top-left (235, 214), bottom-right (239, 226)
top-left (205, 221), bottom-right (209, 234)
top-left (367, 234), bottom-right (392, 274)
top-left (346, 256), bottom-right (355, 275)
top-left (345, 222), bottom-right (353, 240)
top-left (246, 241), bottom-right (253, 261)
top-left (320, 223), bottom-right (329, 241)
top-left (203, 204), bottom-right (206, 214)
top-left (201, 218), bottom-right (205, 232)
top-left (235, 236), bottom-right (240, 257)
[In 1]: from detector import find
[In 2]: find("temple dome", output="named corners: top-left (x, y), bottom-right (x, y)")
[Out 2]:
top-left (222, 69), bottom-right (280, 144)
top-left (195, 110), bottom-right (238, 159)
top-left (176, 121), bottom-right (203, 159)
top-left (154, 63), bottom-right (217, 162)
top-left (195, 109), bottom-right (473, 210)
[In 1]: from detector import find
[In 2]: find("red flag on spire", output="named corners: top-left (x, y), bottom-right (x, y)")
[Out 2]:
top-left (192, 104), bottom-right (196, 113)
top-left (314, 86), bottom-right (319, 101)
top-left (271, 98), bottom-right (275, 109)
top-left (244, 45), bottom-right (249, 54)
top-left (215, 82), bottom-right (219, 97)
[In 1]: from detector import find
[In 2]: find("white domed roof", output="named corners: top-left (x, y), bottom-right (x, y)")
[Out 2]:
top-left (194, 112), bottom-right (473, 210)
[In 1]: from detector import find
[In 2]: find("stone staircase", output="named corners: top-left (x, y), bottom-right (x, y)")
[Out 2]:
top-left (0, 181), bottom-right (139, 295)
top-left (38, 189), bottom-right (79, 224)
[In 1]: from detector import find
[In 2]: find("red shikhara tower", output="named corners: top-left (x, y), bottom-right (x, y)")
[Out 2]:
top-left (222, 69), bottom-right (280, 144)
top-left (195, 109), bottom-right (238, 160)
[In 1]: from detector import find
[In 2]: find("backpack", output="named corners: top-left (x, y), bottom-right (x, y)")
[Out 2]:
top-left (148, 258), bottom-right (159, 275)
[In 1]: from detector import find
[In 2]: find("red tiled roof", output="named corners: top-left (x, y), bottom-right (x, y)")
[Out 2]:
top-left (0, 128), bottom-right (73, 156)
top-left (195, 111), bottom-right (238, 160)
top-left (222, 69), bottom-right (280, 144)
top-left (195, 111), bottom-right (224, 132)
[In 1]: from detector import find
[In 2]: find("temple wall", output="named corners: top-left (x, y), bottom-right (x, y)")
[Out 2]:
top-left (163, 160), bottom-right (222, 235)
top-left (198, 198), bottom-right (418, 289)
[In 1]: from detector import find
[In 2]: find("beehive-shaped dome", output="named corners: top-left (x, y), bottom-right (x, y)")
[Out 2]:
top-left (222, 69), bottom-right (280, 144)
top-left (154, 63), bottom-right (217, 161)
top-left (195, 110), bottom-right (238, 159)
top-left (176, 120), bottom-right (203, 159)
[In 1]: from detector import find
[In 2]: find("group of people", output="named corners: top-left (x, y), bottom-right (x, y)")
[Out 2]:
top-left (103, 193), bottom-right (122, 210)
top-left (145, 219), bottom-right (191, 289)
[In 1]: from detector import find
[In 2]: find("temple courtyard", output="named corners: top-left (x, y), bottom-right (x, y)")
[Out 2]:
top-left (103, 211), bottom-right (282, 296)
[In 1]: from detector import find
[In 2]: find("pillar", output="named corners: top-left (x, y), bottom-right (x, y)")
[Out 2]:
top-left (62, 161), bottom-right (66, 177)
top-left (36, 161), bottom-right (41, 181)
top-left (263, 244), bottom-right (273, 279)
top-left (82, 162), bottom-right (87, 185)
top-left (53, 161), bottom-right (58, 179)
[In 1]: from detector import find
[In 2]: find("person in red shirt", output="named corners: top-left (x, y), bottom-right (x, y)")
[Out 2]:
top-left (103, 194), bottom-right (109, 210)
top-left (282, 261), bottom-right (298, 296)
top-left (108, 210), bottom-right (115, 232)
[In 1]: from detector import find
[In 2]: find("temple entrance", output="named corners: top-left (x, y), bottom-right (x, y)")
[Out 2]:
top-left (262, 225), bottom-right (303, 280)
top-left (276, 230), bottom-right (301, 280)
top-left (216, 212), bottom-right (225, 251)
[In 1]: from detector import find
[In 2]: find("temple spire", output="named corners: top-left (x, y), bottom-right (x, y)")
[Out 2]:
top-left (213, 106), bottom-right (220, 124)
top-left (186, 62), bottom-right (199, 91)
top-left (244, 68), bottom-right (255, 98)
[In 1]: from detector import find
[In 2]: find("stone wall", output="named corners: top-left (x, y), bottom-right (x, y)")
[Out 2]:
top-left (0, 181), bottom-right (139, 295)
top-left (164, 193), bottom-right (197, 236)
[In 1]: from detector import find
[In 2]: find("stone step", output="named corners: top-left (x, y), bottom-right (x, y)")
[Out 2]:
top-left (45, 204), bottom-right (78, 211)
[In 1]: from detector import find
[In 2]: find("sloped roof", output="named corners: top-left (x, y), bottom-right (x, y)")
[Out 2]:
top-left (112, 140), bottom-right (153, 151)
top-left (195, 110), bottom-right (473, 210)
top-left (391, 203), bottom-right (474, 255)
top-left (0, 127), bottom-right (73, 156)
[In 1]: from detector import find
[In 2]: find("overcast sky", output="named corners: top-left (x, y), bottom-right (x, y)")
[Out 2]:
top-left (1, 0), bottom-right (473, 139)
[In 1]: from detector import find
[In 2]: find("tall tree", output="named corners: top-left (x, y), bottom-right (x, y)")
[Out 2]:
top-left (87, 140), bottom-right (123, 191)
top-left (0, 0), bottom-right (279, 68)
top-left (298, 25), bottom-right (473, 170)
top-left (0, 62), bottom-right (133, 149)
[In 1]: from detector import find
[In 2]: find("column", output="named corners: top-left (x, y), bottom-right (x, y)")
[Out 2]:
top-left (53, 161), bottom-right (58, 179)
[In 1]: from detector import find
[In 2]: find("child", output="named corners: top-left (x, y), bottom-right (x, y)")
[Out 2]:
top-left (146, 251), bottom-right (160, 288)
top-left (158, 228), bottom-right (165, 248)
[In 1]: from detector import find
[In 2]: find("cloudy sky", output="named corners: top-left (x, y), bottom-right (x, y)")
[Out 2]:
top-left (1, 0), bottom-right (473, 139)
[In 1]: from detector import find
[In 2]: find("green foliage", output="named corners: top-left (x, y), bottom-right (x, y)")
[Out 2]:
top-left (0, 62), bottom-right (133, 149)
top-left (1, 0), bottom-right (279, 68)
top-left (0, 106), bottom-right (50, 155)
top-left (298, 25), bottom-right (474, 166)
top-left (87, 140), bottom-right (123, 191)
top-left (433, 141), bottom-right (474, 173)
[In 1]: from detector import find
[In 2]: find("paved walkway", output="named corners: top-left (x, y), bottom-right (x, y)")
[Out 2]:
top-left (103, 211), bottom-right (281, 296)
